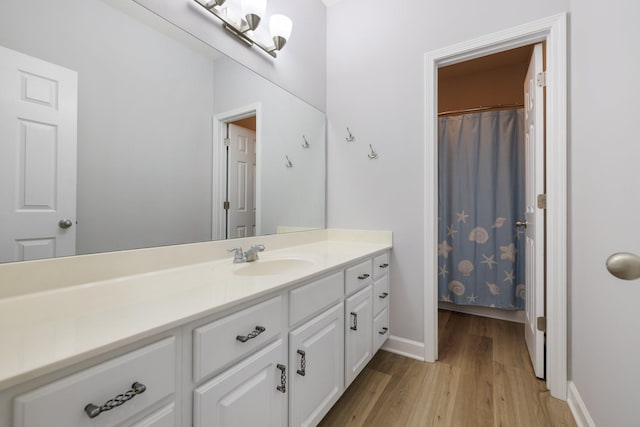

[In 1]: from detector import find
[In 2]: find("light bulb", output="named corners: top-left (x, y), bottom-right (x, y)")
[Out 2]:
top-left (270, 14), bottom-right (292, 50)
top-left (242, 0), bottom-right (266, 30)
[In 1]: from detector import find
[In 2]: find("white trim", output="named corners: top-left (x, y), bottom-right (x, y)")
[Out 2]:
top-left (423, 13), bottom-right (568, 399)
top-left (212, 103), bottom-right (262, 241)
top-left (439, 302), bottom-right (525, 324)
top-left (380, 336), bottom-right (425, 361)
top-left (567, 381), bottom-right (597, 427)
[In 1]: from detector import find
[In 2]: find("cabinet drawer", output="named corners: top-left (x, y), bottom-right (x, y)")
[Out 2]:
top-left (345, 259), bottom-right (373, 295)
top-left (373, 252), bottom-right (390, 279)
top-left (193, 296), bottom-right (282, 382)
top-left (373, 275), bottom-right (390, 315)
top-left (373, 307), bottom-right (389, 353)
top-left (131, 403), bottom-right (176, 427)
top-left (14, 337), bottom-right (176, 427)
top-left (290, 271), bottom-right (343, 326)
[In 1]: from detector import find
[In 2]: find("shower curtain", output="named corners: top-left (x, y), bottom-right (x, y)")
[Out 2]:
top-left (438, 109), bottom-right (525, 310)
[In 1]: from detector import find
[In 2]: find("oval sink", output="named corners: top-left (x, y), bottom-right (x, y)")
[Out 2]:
top-left (234, 259), bottom-right (315, 276)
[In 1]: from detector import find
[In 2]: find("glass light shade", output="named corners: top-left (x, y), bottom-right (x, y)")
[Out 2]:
top-left (269, 14), bottom-right (293, 40)
top-left (241, 0), bottom-right (266, 18)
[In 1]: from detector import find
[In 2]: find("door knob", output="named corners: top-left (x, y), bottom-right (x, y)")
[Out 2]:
top-left (515, 221), bottom-right (528, 228)
top-left (58, 219), bottom-right (73, 229)
top-left (606, 252), bottom-right (640, 280)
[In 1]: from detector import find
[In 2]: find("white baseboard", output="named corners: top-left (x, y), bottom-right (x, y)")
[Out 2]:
top-left (381, 335), bottom-right (425, 361)
top-left (567, 381), bottom-right (596, 427)
top-left (439, 302), bottom-right (525, 323)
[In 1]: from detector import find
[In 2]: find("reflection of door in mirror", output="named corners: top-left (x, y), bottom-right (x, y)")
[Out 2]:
top-left (226, 121), bottom-right (256, 239)
top-left (0, 45), bottom-right (77, 263)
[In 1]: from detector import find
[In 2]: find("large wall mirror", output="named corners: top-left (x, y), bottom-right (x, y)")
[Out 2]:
top-left (0, 0), bottom-right (326, 264)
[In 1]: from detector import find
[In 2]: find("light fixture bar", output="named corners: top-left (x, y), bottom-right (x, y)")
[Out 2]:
top-left (193, 0), bottom-right (279, 58)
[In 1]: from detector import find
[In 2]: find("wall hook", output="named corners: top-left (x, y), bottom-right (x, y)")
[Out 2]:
top-left (285, 155), bottom-right (293, 168)
top-left (302, 135), bottom-right (310, 148)
top-left (345, 127), bottom-right (355, 142)
top-left (368, 144), bottom-right (379, 159)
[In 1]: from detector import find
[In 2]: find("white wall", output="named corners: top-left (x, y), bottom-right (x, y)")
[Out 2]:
top-left (212, 57), bottom-right (326, 236)
top-left (0, 0), bottom-right (215, 255)
top-left (134, 0), bottom-right (327, 112)
top-left (326, 0), bottom-right (569, 349)
top-left (569, 1), bottom-right (640, 425)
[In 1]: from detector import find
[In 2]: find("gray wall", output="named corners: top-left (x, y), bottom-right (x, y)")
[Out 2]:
top-left (213, 57), bottom-right (326, 236)
top-left (0, 0), bottom-right (215, 254)
top-left (134, 0), bottom-right (327, 112)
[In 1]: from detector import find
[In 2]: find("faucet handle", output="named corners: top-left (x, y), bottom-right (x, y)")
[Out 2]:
top-left (228, 247), bottom-right (245, 262)
top-left (251, 244), bottom-right (265, 252)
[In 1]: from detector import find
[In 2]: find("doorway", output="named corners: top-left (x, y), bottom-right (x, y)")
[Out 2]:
top-left (212, 104), bottom-right (261, 241)
top-left (436, 43), bottom-right (546, 381)
top-left (423, 14), bottom-right (568, 399)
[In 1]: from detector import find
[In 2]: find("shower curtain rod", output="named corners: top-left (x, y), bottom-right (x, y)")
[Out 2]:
top-left (438, 103), bottom-right (524, 116)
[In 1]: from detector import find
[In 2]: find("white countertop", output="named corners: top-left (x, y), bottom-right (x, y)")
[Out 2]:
top-left (0, 234), bottom-right (391, 390)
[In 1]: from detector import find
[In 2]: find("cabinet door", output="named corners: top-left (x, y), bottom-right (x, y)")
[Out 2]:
top-left (289, 303), bottom-right (344, 427)
top-left (193, 340), bottom-right (287, 427)
top-left (345, 285), bottom-right (373, 387)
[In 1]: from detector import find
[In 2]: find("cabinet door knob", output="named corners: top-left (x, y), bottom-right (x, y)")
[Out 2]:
top-left (236, 325), bottom-right (266, 343)
top-left (350, 312), bottom-right (358, 331)
top-left (276, 364), bottom-right (287, 393)
top-left (296, 349), bottom-right (306, 376)
top-left (84, 382), bottom-right (146, 418)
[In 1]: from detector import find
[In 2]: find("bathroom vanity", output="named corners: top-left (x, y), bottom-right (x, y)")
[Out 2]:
top-left (0, 230), bottom-right (392, 426)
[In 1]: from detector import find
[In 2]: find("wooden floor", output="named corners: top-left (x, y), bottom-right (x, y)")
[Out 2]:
top-left (319, 310), bottom-right (576, 427)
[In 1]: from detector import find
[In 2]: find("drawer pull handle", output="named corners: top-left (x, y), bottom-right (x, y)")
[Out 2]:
top-left (296, 349), bottom-right (306, 376)
top-left (236, 325), bottom-right (266, 343)
top-left (379, 327), bottom-right (389, 335)
top-left (357, 273), bottom-right (370, 280)
top-left (350, 312), bottom-right (358, 331)
top-left (84, 382), bottom-right (146, 419)
top-left (379, 292), bottom-right (389, 299)
top-left (276, 364), bottom-right (287, 393)
top-left (379, 263), bottom-right (389, 268)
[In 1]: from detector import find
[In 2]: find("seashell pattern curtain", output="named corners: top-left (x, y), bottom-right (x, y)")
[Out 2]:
top-left (438, 109), bottom-right (525, 310)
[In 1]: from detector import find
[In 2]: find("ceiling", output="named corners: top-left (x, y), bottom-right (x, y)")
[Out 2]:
top-left (439, 45), bottom-right (533, 79)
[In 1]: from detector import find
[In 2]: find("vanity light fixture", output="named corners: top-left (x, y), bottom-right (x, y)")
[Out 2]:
top-left (194, 0), bottom-right (293, 58)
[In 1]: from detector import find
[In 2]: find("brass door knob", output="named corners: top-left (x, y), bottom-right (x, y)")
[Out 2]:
top-left (515, 220), bottom-right (528, 228)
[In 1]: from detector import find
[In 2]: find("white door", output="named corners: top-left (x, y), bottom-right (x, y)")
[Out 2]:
top-left (0, 45), bottom-right (77, 263)
top-left (345, 285), bottom-right (373, 387)
top-left (289, 302), bottom-right (344, 427)
top-left (523, 43), bottom-right (545, 379)
top-left (193, 340), bottom-right (287, 427)
top-left (227, 123), bottom-right (256, 239)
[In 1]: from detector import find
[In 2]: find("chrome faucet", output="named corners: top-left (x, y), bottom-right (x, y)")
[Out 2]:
top-left (228, 244), bottom-right (265, 263)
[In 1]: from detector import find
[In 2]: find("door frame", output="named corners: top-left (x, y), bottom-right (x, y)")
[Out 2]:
top-left (423, 13), bottom-right (567, 399)
top-left (212, 103), bottom-right (262, 241)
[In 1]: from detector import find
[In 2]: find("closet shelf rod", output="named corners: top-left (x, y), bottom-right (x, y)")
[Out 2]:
top-left (438, 103), bottom-right (524, 116)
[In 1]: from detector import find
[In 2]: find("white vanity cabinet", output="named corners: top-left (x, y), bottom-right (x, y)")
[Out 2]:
top-left (289, 302), bottom-right (344, 427)
top-left (193, 339), bottom-right (287, 427)
top-left (12, 337), bottom-right (179, 427)
top-left (1, 247), bottom-right (391, 427)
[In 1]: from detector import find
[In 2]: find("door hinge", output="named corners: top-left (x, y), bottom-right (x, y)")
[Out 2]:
top-left (223, 201), bottom-right (230, 210)
top-left (536, 71), bottom-right (547, 87)
top-left (224, 137), bottom-right (231, 147)
top-left (537, 316), bottom-right (546, 332)
top-left (537, 194), bottom-right (547, 209)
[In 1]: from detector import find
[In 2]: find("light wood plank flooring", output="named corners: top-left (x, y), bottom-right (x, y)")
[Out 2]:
top-left (319, 310), bottom-right (576, 427)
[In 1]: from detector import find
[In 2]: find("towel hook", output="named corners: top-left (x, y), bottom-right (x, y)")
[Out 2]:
top-left (345, 127), bottom-right (355, 142)
top-left (302, 135), bottom-right (310, 148)
top-left (285, 155), bottom-right (293, 168)
top-left (368, 144), bottom-right (378, 159)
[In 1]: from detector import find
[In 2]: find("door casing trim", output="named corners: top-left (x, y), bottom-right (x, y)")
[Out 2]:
top-left (423, 13), bottom-right (568, 399)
